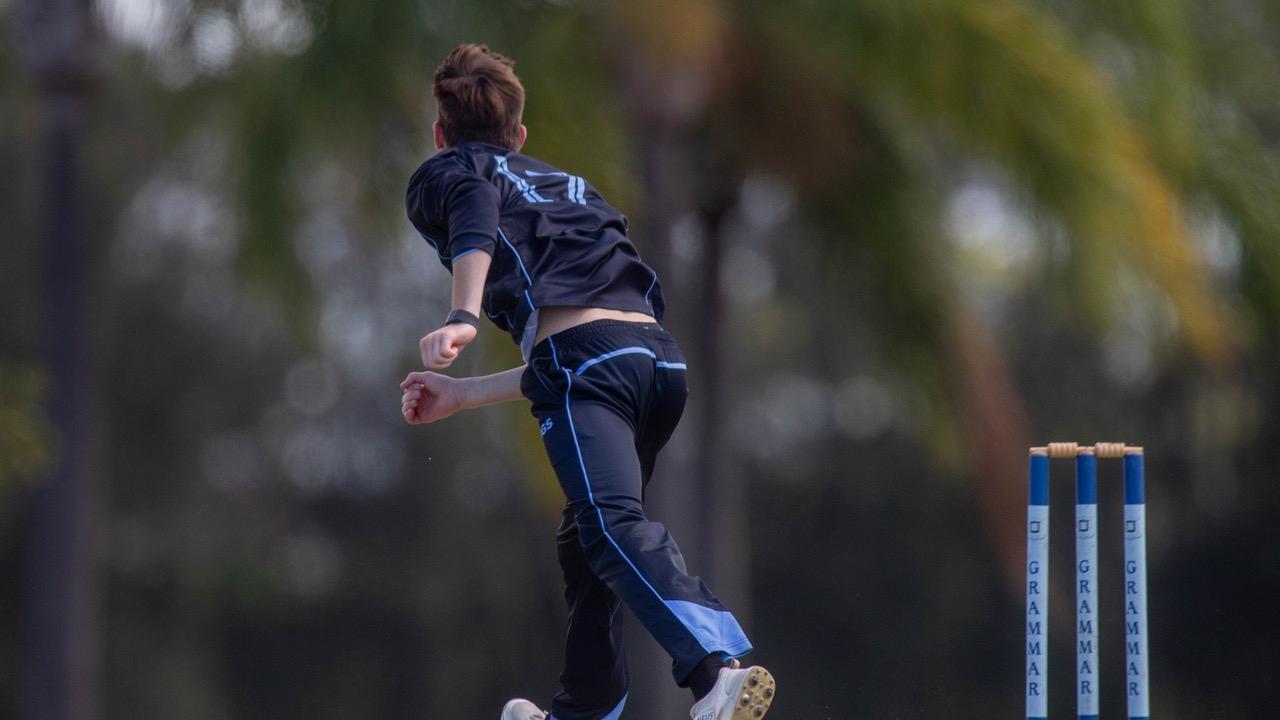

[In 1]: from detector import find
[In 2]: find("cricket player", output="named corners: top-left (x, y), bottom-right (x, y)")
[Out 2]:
top-left (399, 44), bottom-right (775, 720)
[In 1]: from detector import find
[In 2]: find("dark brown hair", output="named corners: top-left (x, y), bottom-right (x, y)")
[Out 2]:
top-left (432, 44), bottom-right (525, 150)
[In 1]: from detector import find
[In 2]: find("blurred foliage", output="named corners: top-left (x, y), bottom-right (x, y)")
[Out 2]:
top-left (4, 0), bottom-right (1280, 718)
top-left (768, 0), bottom-right (1236, 355)
top-left (0, 363), bottom-right (51, 489)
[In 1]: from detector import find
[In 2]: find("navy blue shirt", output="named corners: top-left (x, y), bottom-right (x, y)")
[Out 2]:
top-left (406, 141), bottom-right (666, 359)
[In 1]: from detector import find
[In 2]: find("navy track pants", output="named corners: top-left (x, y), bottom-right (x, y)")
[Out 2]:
top-left (521, 320), bottom-right (752, 720)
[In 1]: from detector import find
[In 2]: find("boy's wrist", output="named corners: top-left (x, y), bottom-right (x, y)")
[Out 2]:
top-left (445, 308), bottom-right (480, 328)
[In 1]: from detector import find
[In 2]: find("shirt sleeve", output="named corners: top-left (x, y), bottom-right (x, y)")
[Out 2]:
top-left (405, 163), bottom-right (500, 263)
top-left (442, 174), bottom-right (499, 259)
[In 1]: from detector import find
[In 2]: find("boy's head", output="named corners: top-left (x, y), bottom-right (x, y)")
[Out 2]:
top-left (432, 44), bottom-right (527, 151)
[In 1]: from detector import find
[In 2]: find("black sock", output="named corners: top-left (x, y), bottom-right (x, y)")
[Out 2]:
top-left (685, 653), bottom-right (728, 701)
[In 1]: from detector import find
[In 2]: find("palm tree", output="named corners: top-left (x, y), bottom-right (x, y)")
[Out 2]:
top-left (590, 1), bottom-right (1280, 712)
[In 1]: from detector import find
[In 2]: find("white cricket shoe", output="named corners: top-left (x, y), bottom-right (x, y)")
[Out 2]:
top-left (688, 664), bottom-right (776, 720)
top-left (500, 698), bottom-right (548, 720)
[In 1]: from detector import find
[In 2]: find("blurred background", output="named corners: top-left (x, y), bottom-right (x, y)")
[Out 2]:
top-left (3, 0), bottom-right (1280, 718)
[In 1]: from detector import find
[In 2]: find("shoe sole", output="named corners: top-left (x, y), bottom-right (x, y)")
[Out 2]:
top-left (728, 666), bottom-right (776, 719)
top-left (500, 699), bottom-right (543, 720)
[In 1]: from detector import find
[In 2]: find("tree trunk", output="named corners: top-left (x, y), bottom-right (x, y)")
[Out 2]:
top-left (694, 187), bottom-right (751, 627)
top-left (946, 301), bottom-right (1041, 600)
top-left (16, 1), bottom-right (98, 718)
top-left (619, 90), bottom-right (751, 720)
top-left (624, 121), bottom-right (707, 720)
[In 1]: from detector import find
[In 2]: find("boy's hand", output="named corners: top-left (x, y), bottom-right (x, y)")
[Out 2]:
top-left (418, 323), bottom-right (477, 368)
top-left (400, 371), bottom-right (463, 424)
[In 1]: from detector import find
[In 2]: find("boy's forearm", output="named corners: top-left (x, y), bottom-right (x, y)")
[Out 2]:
top-left (456, 365), bottom-right (526, 409)
top-left (451, 251), bottom-right (490, 316)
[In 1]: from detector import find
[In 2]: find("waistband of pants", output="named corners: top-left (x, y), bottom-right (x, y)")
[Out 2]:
top-left (533, 319), bottom-right (664, 355)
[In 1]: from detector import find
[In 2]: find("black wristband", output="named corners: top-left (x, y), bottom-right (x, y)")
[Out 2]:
top-left (445, 309), bottom-right (480, 328)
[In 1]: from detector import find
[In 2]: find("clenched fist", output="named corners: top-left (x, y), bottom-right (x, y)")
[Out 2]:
top-left (418, 323), bottom-right (477, 368)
